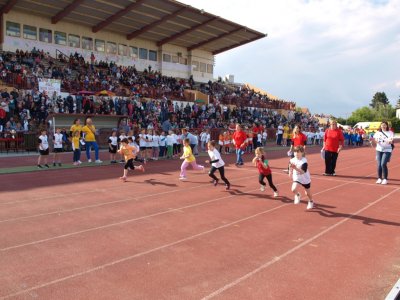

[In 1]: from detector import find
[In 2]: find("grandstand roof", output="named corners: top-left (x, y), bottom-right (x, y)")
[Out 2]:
top-left (0, 0), bottom-right (267, 55)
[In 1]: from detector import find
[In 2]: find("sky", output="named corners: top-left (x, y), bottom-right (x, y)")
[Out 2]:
top-left (180, 0), bottom-right (400, 117)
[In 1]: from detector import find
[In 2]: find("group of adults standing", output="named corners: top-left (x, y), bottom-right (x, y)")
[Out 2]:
top-left (70, 117), bottom-right (103, 163)
top-left (231, 120), bottom-right (395, 184)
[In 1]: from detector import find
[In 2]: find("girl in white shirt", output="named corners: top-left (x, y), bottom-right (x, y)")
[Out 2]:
top-left (373, 121), bottom-right (394, 185)
top-left (205, 140), bottom-right (230, 190)
top-left (289, 146), bottom-right (314, 209)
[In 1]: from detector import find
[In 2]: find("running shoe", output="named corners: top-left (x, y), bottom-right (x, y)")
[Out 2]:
top-left (294, 193), bottom-right (301, 204)
top-left (307, 201), bottom-right (314, 209)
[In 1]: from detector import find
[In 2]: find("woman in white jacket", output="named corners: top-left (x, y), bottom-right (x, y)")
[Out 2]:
top-left (373, 121), bottom-right (394, 185)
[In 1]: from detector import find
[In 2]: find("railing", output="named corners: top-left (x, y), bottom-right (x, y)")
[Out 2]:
top-left (2, 73), bottom-right (37, 90)
top-left (0, 132), bottom-right (36, 153)
top-left (55, 49), bottom-right (69, 62)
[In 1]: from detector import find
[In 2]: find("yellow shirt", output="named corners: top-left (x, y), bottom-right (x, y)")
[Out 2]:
top-left (283, 125), bottom-right (290, 138)
top-left (72, 136), bottom-right (80, 150)
top-left (70, 124), bottom-right (82, 135)
top-left (183, 145), bottom-right (195, 163)
top-left (82, 125), bottom-right (96, 142)
top-left (119, 145), bottom-right (135, 161)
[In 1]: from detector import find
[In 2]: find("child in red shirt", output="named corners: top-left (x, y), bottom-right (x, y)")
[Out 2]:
top-left (252, 147), bottom-right (279, 197)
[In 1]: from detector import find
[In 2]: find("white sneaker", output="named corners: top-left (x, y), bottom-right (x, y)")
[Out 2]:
top-left (294, 193), bottom-right (301, 204)
top-left (95, 160), bottom-right (103, 163)
top-left (78, 160), bottom-right (82, 164)
top-left (179, 176), bottom-right (187, 180)
top-left (260, 185), bottom-right (265, 192)
top-left (307, 201), bottom-right (314, 209)
top-left (381, 179), bottom-right (388, 185)
top-left (376, 178), bottom-right (382, 184)
top-left (273, 191), bottom-right (279, 198)
top-left (88, 159), bottom-right (92, 163)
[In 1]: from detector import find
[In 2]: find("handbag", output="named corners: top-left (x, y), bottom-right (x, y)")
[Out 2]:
top-left (381, 132), bottom-right (394, 150)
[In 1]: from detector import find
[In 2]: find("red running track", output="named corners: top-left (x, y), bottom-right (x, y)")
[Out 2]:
top-left (0, 145), bottom-right (399, 300)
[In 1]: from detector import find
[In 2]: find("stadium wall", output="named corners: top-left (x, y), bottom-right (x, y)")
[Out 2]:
top-left (1, 10), bottom-right (214, 82)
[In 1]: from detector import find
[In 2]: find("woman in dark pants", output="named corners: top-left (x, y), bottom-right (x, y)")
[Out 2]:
top-left (322, 120), bottom-right (344, 176)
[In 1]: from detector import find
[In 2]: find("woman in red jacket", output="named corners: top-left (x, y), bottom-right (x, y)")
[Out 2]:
top-left (232, 124), bottom-right (248, 166)
top-left (322, 120), bottom-right (344, 176)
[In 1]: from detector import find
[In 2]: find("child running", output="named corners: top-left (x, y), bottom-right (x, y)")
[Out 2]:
top-left (205, 140), bottom-right (231, 190)
top-left (252, 147), bottom-right (279, 197)
top-left (118, 138), bottom-right (145, 182)
top-left (288, 146), bottom-right (314, 209)
top-left (179, 138), bottom-right (204, 180)
top-left (128, 136), bottom-right (146, 164)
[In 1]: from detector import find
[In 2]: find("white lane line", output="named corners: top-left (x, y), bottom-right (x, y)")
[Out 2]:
top-left (0, 203), bottom-right (290, 300)
top-left (0, 175), bottom-right (370, 299)
top-left (0, 152), bottom-right (374, 206)
top-left (201, 187), bottom-right (400, 300)
top-left (2, 160), bottom-right (394, 249)
top-left (0, 176), bottom-right (193, 205)
top-left (0, 170), bottom-right (261, 223)
top-left (0, 178), bottom-right (293, 252)
top-left (385, 278), bottom-right (400, 300)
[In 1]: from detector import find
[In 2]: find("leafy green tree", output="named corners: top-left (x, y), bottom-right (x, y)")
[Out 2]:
top-left (370, 92), bottom-right (389, 108)
top-left (347, 106), bottom-right (375, 124)
top-left (374, 103), bottom-right (395, 121)
top-left (396, 96), bottom-right (400, 109)
top-left (336, 117), bottom-right (347, 125)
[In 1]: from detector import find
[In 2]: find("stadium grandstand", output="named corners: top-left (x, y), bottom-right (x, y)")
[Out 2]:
top-left (0, 0), bottom-right (266, 81)
top-left (0, 0), bottom-right (307, 152)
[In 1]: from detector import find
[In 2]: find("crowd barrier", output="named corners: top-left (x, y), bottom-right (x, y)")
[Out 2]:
top-left (0, 132), bottom-right (36, 153)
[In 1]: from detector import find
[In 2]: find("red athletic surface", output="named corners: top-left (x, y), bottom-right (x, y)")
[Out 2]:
top-left (0, 145), bottom-right (399, 300)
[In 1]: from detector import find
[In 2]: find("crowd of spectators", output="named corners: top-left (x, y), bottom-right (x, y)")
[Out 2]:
top-left (0, 48), bottom-right (323, 143)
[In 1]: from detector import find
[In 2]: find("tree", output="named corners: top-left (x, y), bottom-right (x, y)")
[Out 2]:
top-left (374, 103), bottom-right (395, 121)
top-left (370, 92), bottom-right (389, 108)
top-left (396, 96), bottom-right (400, 109)
top-left (336, 117), bottom-right (347, 125)
top-left (347, 106), bottom-right (375, 125)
